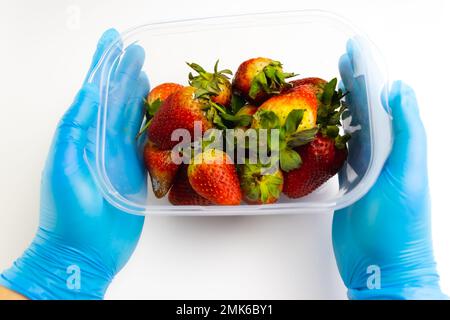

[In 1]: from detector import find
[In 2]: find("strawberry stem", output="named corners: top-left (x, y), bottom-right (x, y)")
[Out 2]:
top-left (135, 119), bottom-right (151, 140)
top-left (210, 101), bottom-right (226, 114)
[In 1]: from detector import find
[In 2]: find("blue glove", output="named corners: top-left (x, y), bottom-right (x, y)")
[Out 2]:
top-left (0, 29), bottom-right (149, 299)
top-left (332, 40), bottom-right (446, 300)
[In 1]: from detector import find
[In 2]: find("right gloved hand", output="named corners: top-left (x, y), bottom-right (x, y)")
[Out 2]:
top-left (332, 39), bottom-right (447, 300)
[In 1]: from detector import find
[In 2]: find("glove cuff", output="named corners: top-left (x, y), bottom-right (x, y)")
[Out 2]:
top-left (0, 229), bottom-right (113, 300)
top-left (348, 286), bottom-right (448, 300)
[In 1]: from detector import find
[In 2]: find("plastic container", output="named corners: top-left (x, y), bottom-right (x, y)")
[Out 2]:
top-left (91, 10), bottom-right (392, 215)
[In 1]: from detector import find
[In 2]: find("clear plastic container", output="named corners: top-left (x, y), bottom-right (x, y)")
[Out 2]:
top-left (90, 10), bottom-right (392, 215)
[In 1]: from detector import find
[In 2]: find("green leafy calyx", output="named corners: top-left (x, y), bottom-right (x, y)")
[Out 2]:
top-left (187, 60), bottom-right (232, 99)
top-left (316, 78), bottom-right (351, 149)
top-left (255, 109), bottom-right (317, 172)
top-left (188, 61), bottom-right (251, 129)
top-left (136, 98), bottom-right (164, 139)
top-left (240, 162), bottom-right (283, 203)
top-left (249, 60), bottom-right (297, 100)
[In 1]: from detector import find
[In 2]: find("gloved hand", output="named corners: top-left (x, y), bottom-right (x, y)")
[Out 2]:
top-left (332, 40), bottom-right (446, 300)
top-left (0, 29), bottom-right (149, 299)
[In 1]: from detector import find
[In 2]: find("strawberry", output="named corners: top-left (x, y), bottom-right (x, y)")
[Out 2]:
top-left (236, 104), bottom-right (258, 117)
top-left (233, 57), bottom-right (296, 104)
top-left (148, 86), bottom-right (213, 150)
top-left (253, 84), bottom-right (318, 132)
top-left (289, 78), bottom-right (349, 140)
top-left (282, 78), bottom-right (351, 198)
top-left (137, 82), bottom-right (183, 138)
top-left (250, 106), bottom-right (318, 172)
top-left (187, 149), bottom-right (241, 205)
top-left (168, 166), bottom-right (212, 205)
top-left (282, 134), bottom-right (347, 198)
top-left (147, 82), bottom-right (184, 107)
top-left (238, 163), bottom-right (283, 204)
top-left (143, 141), bottom-right (179, 198)
top-left (187, 60), bottom-right (233, 107)
top-left (288, 77), bottom-right (327, 93)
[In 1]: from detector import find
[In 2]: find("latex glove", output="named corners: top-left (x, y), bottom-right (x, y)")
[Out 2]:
top-left (0, 29), bottom-right (149, 299)
top-left (332, 40), bottom-right (446, 300)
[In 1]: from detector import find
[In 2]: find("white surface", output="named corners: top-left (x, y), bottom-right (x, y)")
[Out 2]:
top-left (0, 0), bottom-right (448, 299)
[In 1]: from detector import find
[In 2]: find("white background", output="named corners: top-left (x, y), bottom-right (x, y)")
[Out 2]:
top-left (0, 0), bottom-right (449, 299)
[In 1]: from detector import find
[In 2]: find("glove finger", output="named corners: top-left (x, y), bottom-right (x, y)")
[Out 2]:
top-left (50, 30), bottom-right (122, 173)
top-left (54, 28), bottom-right (123, 149)
top-left (345, 39), bottom-right (360, 72)
top-left (53, 83), bottom-right (99, 154)
top-left (122, 71), bottom-right (150, 141)
top-left (47, 86), bottom-right (98, 191)
top-left (107, 44), bottom-right (146, 132)
top-left (339, 39), bottom-right (365, 93)
top-left (84, 28), bottom-right (123, 85)
top-left (385, 81), bottom-right (427, 177)
top-left (339, 52), bottom-right (367, 123)
top-left (339, 53), bottom-right (355, 92)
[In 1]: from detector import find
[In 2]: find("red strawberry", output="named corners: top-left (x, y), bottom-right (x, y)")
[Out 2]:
top-left (289, 77), bottom-right (327, 93)
top-left (147, 82), bottom-right (183, 106)
top-left (143, 141), bottom-right (179, 198)
top-left (169, 166), bottom-right (212, 205)
top-left (238, 163), bottom-right (284, 205)
top-left (137, 82), bottom-right (183, 138)
top-left (233, 57), bottom-right (296, 104)
top-left (282, 78), bottom-right (350, 198)
top-left (187, 149), bottom-right (241, 205)
top-left (148, 86), bottom-right (213, 150)
top-left (283, 134), bottom-right (348, 198)
top-left (187, 61), bottom-right (233, 107)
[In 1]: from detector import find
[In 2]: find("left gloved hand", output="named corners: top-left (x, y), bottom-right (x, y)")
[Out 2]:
top-left (0, 28), bottom-right (149, 299)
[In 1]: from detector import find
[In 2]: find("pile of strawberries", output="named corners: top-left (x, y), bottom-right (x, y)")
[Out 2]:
top-left (141, 58), bottom-right (350, 205)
